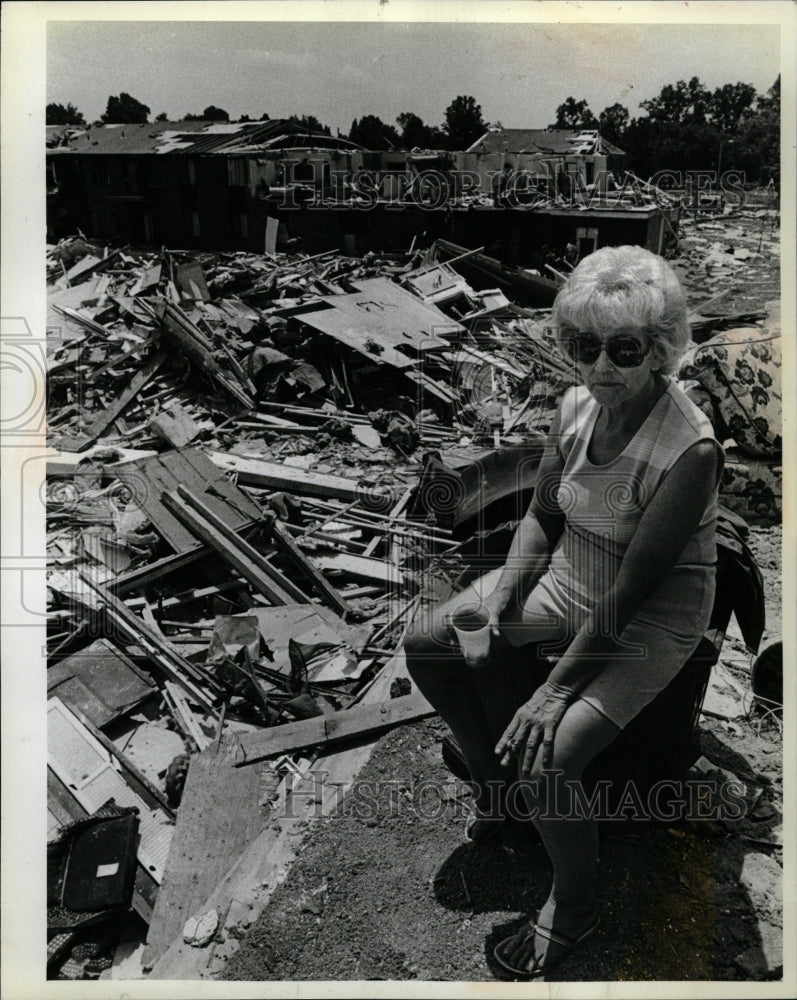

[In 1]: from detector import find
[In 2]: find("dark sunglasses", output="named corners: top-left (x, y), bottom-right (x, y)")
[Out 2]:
top-left (564, 334), bottom-right (652, 368)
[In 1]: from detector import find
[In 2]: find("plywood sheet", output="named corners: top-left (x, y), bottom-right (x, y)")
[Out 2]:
top-left (296, 277), bottom-right (459, 369)
top-left (141, 735), bottom-right (269, 969)
top-left (47, 638), bottom-right (155, 729)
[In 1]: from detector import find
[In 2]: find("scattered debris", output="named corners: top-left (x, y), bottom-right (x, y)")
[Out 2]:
top-left (182, 910), bottom-right (219, 948)
top-left (45, 202), bottom-right (780, 980)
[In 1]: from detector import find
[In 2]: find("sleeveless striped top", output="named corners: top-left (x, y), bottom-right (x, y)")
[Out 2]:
top-left (547, 379), bottom-right (722, 631)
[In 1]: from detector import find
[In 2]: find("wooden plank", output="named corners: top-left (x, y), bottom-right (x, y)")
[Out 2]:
top-left (111, 522), bottom-right (259, 594)
top-left (162, 490), bottom-right (301, 606)
top-left (148, 650), bottom-right (424, 979)
top-left (115, 449), bottom-right (264, 553)
top-left (313, 551), bottom-right (405, 588)
top-left (59, 350), bottom-right (166, 452)
top-left (269, 521), bottom-right (351, 615)
top-left (160, 449), bottom-right (263, 524)
top-left (149, 404), bottom-right (201, 448)
top-left (78, 574), bottom-right (218, 712)
top-left (363, 486), bottom-right (412, 558)
top-left (46, 447), bottom-right (158, 479)
top-left (235, 690), bottom-right (434, 765)
top-left (144, 300), bottom-right (254, 408)
top-left (115, 455), bottom-right (197, 552)
top-left (141, 734), bottom-right (268, 969)
top-left (163, 681), bottom-right (211, 751)
top-left (46, 637), bottom-right (155, 728)
top-left (209, 452), bottom-right (360, 502)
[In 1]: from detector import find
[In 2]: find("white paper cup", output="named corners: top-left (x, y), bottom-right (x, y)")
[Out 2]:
top-left (450, 602), bottom-right (492, 664)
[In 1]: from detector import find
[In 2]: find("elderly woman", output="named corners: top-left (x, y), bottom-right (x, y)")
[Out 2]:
top-left (405, 245), bottom-right (722, 977)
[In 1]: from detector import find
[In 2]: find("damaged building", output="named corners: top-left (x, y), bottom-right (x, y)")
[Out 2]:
top-left (47, 120), bottom-right (679, 263)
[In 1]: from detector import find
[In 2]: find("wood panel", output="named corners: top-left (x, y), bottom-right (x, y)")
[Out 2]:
top-left (115, 448), bottom-right (264, 552)
top-left (141, 734), bottom-right (270, 970)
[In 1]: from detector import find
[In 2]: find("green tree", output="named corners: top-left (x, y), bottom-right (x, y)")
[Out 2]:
top-left (553, 97), bottom-right (598, 129)
top-left (46, 102), bottom-right (87, 127)
top-left (621, 118), bottom-right (720, 177)
top-left (202, 105), bottom-right (230, 122)
top-left (640, 77), bottom-right (710, 124)
top-left (348, 115), bottom-right (400, 149)
top-left (756, 74), bottom-right (780, 116)
top-left (101, 92), bottom-right (150, 124)
top-left (731, 76), bottom-right (780, 185)
top-left (597, 103), bottom-right (629, 146)
top-left (443, 95), bottom-right (486, 150)
top-left (288, 114), bottom-right (332, 135)
top-left (396, 112), bottom-right (429, 148)
top-left (709, 82), bottom-right (757, 133)
top-left (155, 111), bottom-right (168, 122)
top-left (396, 112), bottom-right (445, 149)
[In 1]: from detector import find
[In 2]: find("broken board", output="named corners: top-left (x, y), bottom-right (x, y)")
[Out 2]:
top-left (293, 277), bottom-right (460, 370)
top-left (149, 649), bottom-right (429, 979)
top-left (235, 690), bottom-right (435, 764)
top-left (47, 638), bottom-right (156, 729)
top-left (115, 448), bottom-right (264, 552)
top-left (141, 733), bottom-right (272, 970)
top-left (209, 451), bottom-right (360, 502)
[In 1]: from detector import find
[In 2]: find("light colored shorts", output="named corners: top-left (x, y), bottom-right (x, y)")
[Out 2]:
top-left (452, 565), bottom-right (714, 730)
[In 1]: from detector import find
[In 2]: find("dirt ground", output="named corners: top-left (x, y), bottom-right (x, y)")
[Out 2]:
top-left (223, 206), bottom-right (783, 984)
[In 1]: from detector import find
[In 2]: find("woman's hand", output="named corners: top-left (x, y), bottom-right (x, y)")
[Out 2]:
top-left (495, 681), bottom-right (573, 774)
top-left (446, 588), bottom-right (510, 669)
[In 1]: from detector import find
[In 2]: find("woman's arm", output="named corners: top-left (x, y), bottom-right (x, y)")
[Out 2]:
top-left (498, 439), bottom-right (722, 770)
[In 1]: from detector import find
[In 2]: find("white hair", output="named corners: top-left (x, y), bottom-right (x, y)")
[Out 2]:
top-left (552, 245), bottom-right (690, 375)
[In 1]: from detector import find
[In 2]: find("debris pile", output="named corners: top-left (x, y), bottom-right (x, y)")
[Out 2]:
top-left (46, 236), bottom-right (576, 979)
top-left (45, 216), bottom-right (780, 980)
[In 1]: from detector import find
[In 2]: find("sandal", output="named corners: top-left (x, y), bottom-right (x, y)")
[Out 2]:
top-left (493, 910), bottom-right (599, 977)
top-left (464, 811), bottom-right (503, 844)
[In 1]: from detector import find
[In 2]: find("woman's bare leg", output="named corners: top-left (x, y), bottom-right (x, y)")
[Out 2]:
top-left (502, 699), bottom-right (620, 973)
top-left (405, 570), bottom-right (534, 815)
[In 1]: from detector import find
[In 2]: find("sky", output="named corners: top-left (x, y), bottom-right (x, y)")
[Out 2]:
top-left (46, 17), bottom-right (782, 132)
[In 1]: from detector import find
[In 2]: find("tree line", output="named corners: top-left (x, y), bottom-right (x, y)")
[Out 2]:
top-left (46, 93), bottom-right (488, 151)
top-left (47, 76), bottom-right (779, 183)
top-left (554, 75), bottom-right (780, 185)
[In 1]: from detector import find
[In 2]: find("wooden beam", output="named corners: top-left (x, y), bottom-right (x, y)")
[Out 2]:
top-left (78, 573), bottom-right (218, 712)
top-left (148, 650), bottom-right (423, 979)
top-left (162, 489), bottom-right (304, 606)
top-left (312, 551), bottom-right (405, 588)
top-left (209, 452), bottom-right (360, 502)
top-left (58, 349), bottom-right (166, 452)
top-left (138, 299), bottom-right (254, 408)
top-left (235, 690), bottom-right (434, 766)
top-left (141, 734), bottom-right (268, 970)
top-left (268, 520), bottom-right (351, 616)
top-left (363, 485), bottom-right (413, 558)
